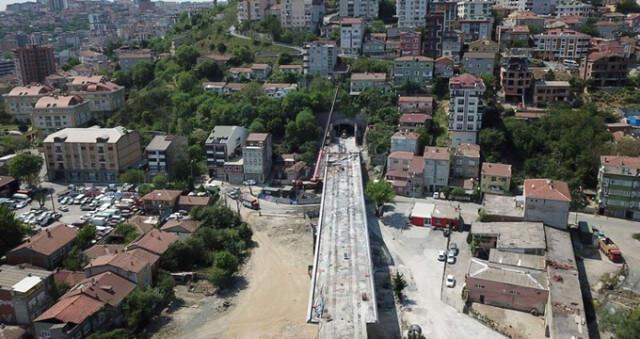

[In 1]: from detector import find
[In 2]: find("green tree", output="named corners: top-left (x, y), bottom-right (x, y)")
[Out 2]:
top-left (130, 61), bottom-right (155, 88)
top-left (62, 247), bottom-right (88, 271)
top-left (617, 0), bottom-right (640, 13)
top-left (87, 329), bottom-right (130, 339)
top-left (119, 169), bottom-right (146, 185)
top-left (617, 306), bottom-right (640, 339)
top-left (61, 57), bottom-right (81, 71)
top-left (175, 45), bottom-right (201, 69)
top-left (379, 0), bottom-right (397, 23)
top-left (114, 223), bottom-right (140, 244)
top-left (152, 174), bottom-right (169, 189)
top-left (176, 71), bottom-right (198, 92)
top-left (138, 183), bottom-right (154, 196)
top-left (0, 205), bottom-right (26, 257)
top-left (392, 271), bottom-right (407, 301)
top-left (195, 60), bottom-right (222, 81)
top-left (365, 180), bottom-right (395, 216)
top-left (75, 225), bottom-right (96, 249)
top-left (8, 153), bottom-right (43, 186)
top-left (123, 287), bottom-right (164, 331)
top-left (369, 20), bottom-right (386, 33)
top-left (479, 128), bottom-right (506, 163)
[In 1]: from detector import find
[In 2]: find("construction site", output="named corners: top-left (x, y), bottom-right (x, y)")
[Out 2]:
top-left (307, 137), bottom-right (378, 339)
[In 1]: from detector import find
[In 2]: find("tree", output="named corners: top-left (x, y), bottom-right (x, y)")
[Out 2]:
top-left (75, 224), bottom-right (96, 249)
top-left (175, 45), bottom-right (200, 69)
top-left (365, 180), bottom-right (395, 217)
top-left (379, 0), bottom-right (397, 23)
top-left (151, 174), bottom-right (169, 189)
top-left (176, 71), bottom-right (198, 92)
top-left (479, 128), bottom-right (506, 163)
top-left (369, 20), bottom-right (386, 33)
top-left (617, 306), bottom-right (640, 339)
top-left (8, 153), bottom-right (43, 186)
top-left (138, 183), bottom-right (154, 197)
top-left (194, 60), bottom-right (222, 81)
top-left (0, 205), bottom-right (26, 257)
top-left (62, 247), bottom-right (88, 271)
top-left (114, 223), bottom-right (140, 244)
top-left (392, 271), bottom-right (407, 301)
top-left (119, 169), bottom-right (145, 185)
top-left (87, 329), bottom-right (130, 339)
top-left (62, 57), bottom-right (81, 71)
top-left (278, 53), bottom-right (293, 65)
top-left (123, 288), bottom-right (164, 331)
top-left (216, 42), bottom-right (227, 53)
top-left (130, 61), bottom-right (155, 88)
top-left (617, 0), bottom-right (640, 14)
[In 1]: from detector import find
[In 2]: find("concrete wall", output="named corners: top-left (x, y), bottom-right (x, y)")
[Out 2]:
top-left (524, 198), bottom-right (570, 229)
top-left (466, 276), bottom-right (549, 314)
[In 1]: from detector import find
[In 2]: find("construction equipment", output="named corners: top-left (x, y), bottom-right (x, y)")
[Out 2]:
top-left (599, 237), bottom-right (622, 262)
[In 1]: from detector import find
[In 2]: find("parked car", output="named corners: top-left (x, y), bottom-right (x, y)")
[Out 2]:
top-left (58, 206), bottom-right (69, 212)
top-left (437, 251), bottom-right (446, 261)
top-left (449, 243), bottom-right (459, 256)
top-left (447, 253), bottom-right (456, 264)
top-left (15, 200), bottom-right (29, 209)
top-left (446, 275), bottom-right (456, 288)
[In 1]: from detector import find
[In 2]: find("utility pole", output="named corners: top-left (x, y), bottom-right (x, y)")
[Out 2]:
top-left (50, 191), bottom-right (56, 211)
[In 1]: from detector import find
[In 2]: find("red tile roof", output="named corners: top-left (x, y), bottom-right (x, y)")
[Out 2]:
top-left (85, 250), bottom-right (154, 274)
top-left (424, 147), bottom-right (449, 160)
top-left (351, 72), bottom-right (387, 81)
top-left (398, 96), bottom-right (433, 103)
top-left (456, 143), bottom-right (480, 158)
top-left (392, 131), bottom-right (419, 140)
top-left (83, 244), bottom-right (125, 260)
top-left (400, 113), bottom-right (432, 124)
top-left (449, 73), bottom-right (484, 88)
top-left (34, 95), bottom-right (84, 109)
top-left (246, 133), bottom-right (270, 142)
top-left (130, 229), bottom-right (179, 256)
top-left (482, 163), bottom-right (512, 177)
top-left (34, 294), bottom-right (103, 324)
top-left (601, 155), bottom-right (640, 170)
top-left (389, 151), bottom-right (415, 161)
top-left (341, 17), bottom-right (363, 24)
top-left (141, 189), bottom-right (182, 202)
top-left (10, 224), bottom-right (77, 256)
top-left (523, 179), bottom-right (571, 202)
top-left (395, 56), bottom-right (434, 62)
top-left (63, 271), bottom-right (136, 307)
top-left (160, 219), bottom-right (202, 234)
top-left (53, 270), bottom-right (86, 287)
top-left (410, 155), bottom-right (425, 174)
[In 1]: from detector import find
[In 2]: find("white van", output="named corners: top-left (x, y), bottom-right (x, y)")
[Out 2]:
top-left (563, 59), bottom-right (579, 69)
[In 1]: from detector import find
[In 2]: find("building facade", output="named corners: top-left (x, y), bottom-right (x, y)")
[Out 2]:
top-left (205, 125), bottom-right (248, 179)
top-left (457, 0), bottom-right (493, 19)
top-left (533, 29), bottom-right (591, 61)
top-left (339, 0), bottom-right (378, 20)
top-left (597, 156), bottom-right (640, 220)
top-left (393, 56), bottom-right (434, 85)
top-left (350, 72), bottom-right (387, 94)
top-left (243, 133), bottom-right (273, 184)
top-left (448, 74), bottom-right (486, 146)
top-left (533, 80), bottom-right (571, 107)
top-left (13, 45), bottom-right (56, 85)
top-left (396, 0), bottom-right (428, 28)
top-left (424, 146), bottom-right (450, 192)
top-left (462, 52), bottom-right (495, 76)
top-left (340, 18), bottom-right (364, 55)
top-left (33, 96), bottom-right (92, 135)
top-left (69, 79), bottom-right (125, 117)
top-left (390, 131), bottom-right (419, 153)
top-left (580, 51), bottom-right (630, 87)
top-left (500, 54), bottom-right (533, 103)
top-left (0, 265), bottom-right (54, 326)
top-left (2, 84), bottom-right (54, 123)
top-left (452, 143), bottom-right (480, 179)
top-left (303, 41), bottom-right (337, 77)
top-left (145, 134), bottom-right (188, 177)
top-left (280, 0), bottom-right (324, 31)
top-left (523, 179), bottom-right (571, 229)
top-left (481, 163), bottom-right (512, 194)
top-left (44, 126), bottom-right (142, 182)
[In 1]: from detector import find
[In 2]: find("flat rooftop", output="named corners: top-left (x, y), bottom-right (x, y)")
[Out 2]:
top-left (482, 194), bottom-right (525, 219)
top-left (308, 150), bottom-right (377, 339)
top-left (472, 222), bottom-right (546, 251)
top-left (488, 249), bottom-right (546, 271)
top-left (468, 258), bottom-right (548, 290)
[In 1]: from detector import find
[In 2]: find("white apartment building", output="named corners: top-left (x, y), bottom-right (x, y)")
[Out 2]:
top-left (495, 0), bottom-right (531, 11)
top-left (423, 146), bottom-right (450, 192)
top-left (457, 0), bottom-right (493, 20)
top-left (396, 0), bottom-right (428, 28)
top-left (555, 0), bottom-right (593, 16)
top-left (33, 96), bottom-right (92, 135)
top-left (242, 133), bottom-right (273, 184)
top-left (280, 0), bottom-right (324, 30)
top-left (69, 78), bottom-right (125, 117)
top-left (2, 84), bottom-right (54, 123)
top-left (523, 179), bottom-right (571, 229)
top-left (533, 29), bottom-right (591, 61)
top-left (340, 17), bottom-right (364, 55)
top-left (303, 41), bottom-right (337, 77)
top-left (237, 0), bottom-right (273, 23)
top-left (448, 73), bottom-right (486, 147)
top-left (339, 0), bottom-right (378, 20)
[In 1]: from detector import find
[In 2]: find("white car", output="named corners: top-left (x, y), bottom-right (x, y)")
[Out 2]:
top-left (433, 192), bottom-right (440, 199)
top-left (15, 201), bottom-right (29, 209)
top-left (437, 251), bottom-right (446, 261)
top-left (58, 206), bottom-right (69, 212)
top-left (447, 254), bottom-right (456, 264)
top-left (446, 275), bottom-right (456, 288)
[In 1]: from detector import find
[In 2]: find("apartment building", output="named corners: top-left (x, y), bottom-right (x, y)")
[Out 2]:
top-left (398, 96), bottom-right (433, 114)
top-left (393, 56), bottom-right (434, 85)
top-left (0, 59), bottom-right (14, 76)
top-left (145, 134), bottom-right (188, 177)
top-left (597, 156), bottom-right (640, 220)
top-left (2, 84), bottom-right (54, 123)
top-left (386, 152), bottom-right (424, 197)
top-left (500, 54), bottom-right (533, 103)
top-left (424, 146), bottom-right (450, 192)
top-left (523, 178), bottom-right (571, 229)
top-left (533, 29), bottom-right (591, 61)
top-left (237, 0), bottom-right (273, 22)
top-left (442, 30), bottom-right (464, 63)
top-left (280, 0), bottom-right (324, 31)
top-left (399, 31), bottom-right (422, 56)
top-left (13, 45), bottom-right (56, 85)
top-left (495, 0), bottom-right (532, 11)
top-left (69, 79), bottom-right (125, 117)
top-left (6, 224), bottom-right (78, 270)
top-left (457, 0), bottom-right (493, 19)
top-left (498, 25), bottom-right (530, 48)
top-left (448, 73), bottom-right (486, 146)
top-left (339, 0), bottom-right (378, 20)
top-left (390, 131), bottom-right (419, 153)
top-left (350, 72), bottom-right (387, 94)
top-left (243, 133), bottom-right (273, 184)
top-left (399, 113), bottom-right (432, 131)
top-left (435, 56), bottom-right (455, 78)
top-left (340, 17), bottom-right (364, 55)
top-left (580, 50), bottom-right (631, 87)
top-left (423, 11), bottom-right (445, 58)
top-left (33, 96), bottom-right (92, 135)
top-left (533, 80), bottom-right (571, 107)
top-left (303, 41), bottom-right (337, 77)
top-left (205, 125), bottom-right (248, 179)
top-left (0, 265), bottom-right (54, 327)
top-left (396, 0), bottom-right (428, 28)
top-left (481, 162), bottom-right (512, 194)
top-left (43, 126), bottom-right (143, 182)
top-left (452, 143), bottom-right (481, 179)
top-left (460, 18), bottom-right (493, 44)
top-left (555, 0), bottom-right (593, 16)
top-left (462, 52), bottom-right (496, 76)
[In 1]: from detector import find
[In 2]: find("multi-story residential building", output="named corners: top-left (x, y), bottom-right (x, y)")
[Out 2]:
top-left (205, 125), bottom-right (248, 179)
top-left (251, 63), bottom-right (272, 80)
top-left (457, 0), bottom-right (492, 19)
top-left (533, 80), bottom-right (571, 107)
top-left (497, 25), bottom-right (530, 48)
top-left (363, 34), bottom-right (388, 58)
top-left (0, 265), bottom-right (54, 326)
top-left (115, 48), bottom-right (154, 71)
top-left (390, 131), bottom-right (419, 153)
top-left (398, 96), bottom-right (433, 114)
top-left (399, 31), bottom-right (422, 56)
top-left (555, 0), bottom-right (593, 16)
top-left (452, 143), bottom-right (480, 179)
top-left (350, 72), bottom-right (387, 94)
top-left (145, 134), bottom-right (188, 177)
top-left (280, 0), bottom-right (324, 31)
top-left (462, 52), bottom-right (495, 76)
top-left (43, 126), bottom-right (143, 182)
top-left (399, 113), bottom-right (432, 131)
top-left (448, 73), bottom-right (486, 146)
top-left (442, 30), bottom-right (464, 63)
top-left (424, 146), bottom-right (450, 192)
top-left (262, 83), bottom-right (298, 98)
top-left (500, 54), bottom-right (533, 103)
top-left (530, 0), bottom-right (558, 14)
top-left (303, 41), bottom-right (337, 77)
top-left (340, 17), bottom-right (364, 55)
top-left (339, 0), bottom-right (378, 20)
top-left (386, 153), bottom-right (424, 197)
top-left (12, 45), bottom-right (56, 85)
top-left (84, 250), bottom-right (154, 287)
top-left (69, 78), bottom-right (125, 117)
top-left (393, 56), bottom-right (434, 85)
top-left (580, 50), bottom-right (630, 87)
top-left (396, 0), bottom-right (428, 28)
top-left (504, 11), bottom-right (546, 30)
top-left (423, 11), bottom-right (444, 58)
top-left (435, 56), bottom-right (455, 78)
top-left (468, 39), bottom-right (499, 53)
top-left (523, 178), bottom-right (571, 229)
top-left (2, 84), bottom-right (54, 123)
top-left (33, 96), bottom-right (92, 135)
top-left (481, 163), bottom-right (512, 194)
top-left (6, 224), bottom-right (78, 270)
top-left (495, 0), bottom-right (531, 11)
top-left (242, 133), bottom-right (272, 184)
top-left (237, 0), bottom-right (274, 22)
top-left (0, 59), bottom-right (14, 76)
top-left (460, 18), bottom-right (493, 43)
top-left (533, 29), bottom-right (591, 61)
top-left (597, 156), bottom-right (640, 220)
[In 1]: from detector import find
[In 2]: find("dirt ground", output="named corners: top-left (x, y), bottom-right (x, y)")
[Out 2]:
top-left (152, 208), bottom-right (318, 339)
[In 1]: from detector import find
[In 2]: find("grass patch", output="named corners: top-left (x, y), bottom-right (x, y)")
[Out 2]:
top-left (434, 100), bottom-right (450, 147)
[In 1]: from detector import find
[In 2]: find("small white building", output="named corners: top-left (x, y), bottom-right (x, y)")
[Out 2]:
top-left (523, 179), bottom-right (571, 229)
